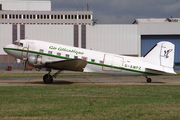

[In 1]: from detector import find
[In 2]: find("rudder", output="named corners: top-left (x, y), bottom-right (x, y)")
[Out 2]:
top-left (144, 41), bottom-right (175, 69)
top-left (160, 42), bottom-right (175, 68)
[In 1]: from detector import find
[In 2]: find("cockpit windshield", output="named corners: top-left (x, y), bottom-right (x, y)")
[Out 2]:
top-left (14, 42), bottom-right (19, 45)
top-left (14, 40), bottom-right (23, 47)
top-left (20, 43), bottom-right (23, 47)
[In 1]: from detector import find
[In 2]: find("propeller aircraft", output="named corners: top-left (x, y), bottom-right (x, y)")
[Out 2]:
top-left (3, 39), bottom-right (176, 84)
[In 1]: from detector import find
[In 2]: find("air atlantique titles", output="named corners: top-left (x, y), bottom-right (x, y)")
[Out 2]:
top-left (49, 46), bottom-right (84, 55)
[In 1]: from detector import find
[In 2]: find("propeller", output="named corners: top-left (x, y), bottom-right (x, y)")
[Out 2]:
top-left (22, 45), bottom-right (29, 71)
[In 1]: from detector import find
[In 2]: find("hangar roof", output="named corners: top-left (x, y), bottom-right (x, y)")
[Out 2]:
top-left (133, 18), bottom-right (180, 24)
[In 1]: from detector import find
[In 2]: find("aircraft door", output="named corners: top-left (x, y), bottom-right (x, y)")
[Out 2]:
top-left (21, 42), bottom-right (36, 58)
top-left (102, 54), bottom-right (124, 72)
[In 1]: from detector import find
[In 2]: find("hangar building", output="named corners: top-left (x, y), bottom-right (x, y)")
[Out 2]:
top-left (0, 0), bottom-right (180, 69)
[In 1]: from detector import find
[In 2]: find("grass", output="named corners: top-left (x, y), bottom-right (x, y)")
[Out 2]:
top-left (0, 85), bottom-right (180, 120)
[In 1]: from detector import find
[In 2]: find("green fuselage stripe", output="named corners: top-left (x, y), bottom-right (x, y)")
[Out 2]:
top-left (4, 48), bottom-right (159, 75)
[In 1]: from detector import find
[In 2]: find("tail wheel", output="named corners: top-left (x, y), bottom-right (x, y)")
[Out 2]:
top-left (43, 74), bottom-right (53, 84)
top-left (147, 78), bottom-right (152, 83)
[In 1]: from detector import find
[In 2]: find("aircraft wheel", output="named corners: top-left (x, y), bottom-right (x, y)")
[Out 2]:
top-left (147, 78), bottom-right (152, 83)
top-left (43, 74), bottom-right (53, 84)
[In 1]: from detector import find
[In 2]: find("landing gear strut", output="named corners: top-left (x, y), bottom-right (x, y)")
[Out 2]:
top-left (144, 75), bottom-right (152, 83)
top-left (43, 70), bottom-right (62, 84)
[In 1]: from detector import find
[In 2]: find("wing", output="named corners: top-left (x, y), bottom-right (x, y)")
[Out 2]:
top-left (44, 59), bottom-right (88, 72)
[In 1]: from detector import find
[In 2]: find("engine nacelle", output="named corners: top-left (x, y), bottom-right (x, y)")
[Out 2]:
top-left (28, 55), bottom-right (42, 67)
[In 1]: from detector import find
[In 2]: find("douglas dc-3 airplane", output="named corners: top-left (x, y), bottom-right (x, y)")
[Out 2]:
top-left (3, 39), bottom-right (176, 84)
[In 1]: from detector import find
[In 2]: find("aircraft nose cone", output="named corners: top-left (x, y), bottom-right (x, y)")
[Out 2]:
top-left (3, 44), bottom-right (15, 54)
top-left (3, 45), bottom-right (9, 53)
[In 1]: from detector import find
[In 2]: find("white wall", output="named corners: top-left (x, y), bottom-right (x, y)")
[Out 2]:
top-left (0, 24), bottom-right (12, 54)
top-left (0, 1), bottom-right (51, 11)
top-left (86, 24), bottom-right (138, 55)
top-left (25, 24), bottom-right (73, 46)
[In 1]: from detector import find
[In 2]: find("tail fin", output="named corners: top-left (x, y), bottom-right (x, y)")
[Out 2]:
top-left (143, 41), bottom-right (176, 74)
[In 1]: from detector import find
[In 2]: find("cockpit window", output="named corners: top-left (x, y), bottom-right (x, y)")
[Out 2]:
top-left (14, 41), bottom-right (23, 47)
top-left (14, 40), bottom-right (20, 45)
top-left (20, 43), bottom-right (23, 47)
top-left (14, 42), bottom-right (18, 45)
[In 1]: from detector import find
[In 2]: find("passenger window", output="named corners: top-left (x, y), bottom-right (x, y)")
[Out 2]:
top-left (91, 59), bottom-right (95, 62)
top-left (48, 51), bottom-right (52, 54)
top-left (66, 54), bottom-right (69, 58)
top-left (57, 52), bottom-right (61, 56)
top-left (39, 49), bottom-right (44, 53)
top-left (82, 56), bottom-right (87, 61)
top-left (74, 56), bottom-right (78, 59)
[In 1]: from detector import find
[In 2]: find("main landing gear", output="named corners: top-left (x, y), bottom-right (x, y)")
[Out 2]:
top-left (144, 75), bottom-right (152, 83)
top-left (43, 70), bottom-right (62, 84)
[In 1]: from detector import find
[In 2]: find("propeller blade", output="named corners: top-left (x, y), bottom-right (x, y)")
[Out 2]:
top-left (26, 45), bottom-right (29, 58)
top-left (23, 45), bottom-right (29, 71)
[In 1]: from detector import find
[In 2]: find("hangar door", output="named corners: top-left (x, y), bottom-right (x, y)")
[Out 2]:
top-left (141, 35), bottom-right (180, 69)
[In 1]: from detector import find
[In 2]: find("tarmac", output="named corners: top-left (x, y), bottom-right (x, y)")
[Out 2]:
top-left (0, 72), bottom-right (180, 86)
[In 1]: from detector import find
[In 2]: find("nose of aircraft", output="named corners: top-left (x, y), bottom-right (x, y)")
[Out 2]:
top-left (4, 44), bottom-right (23, 59)
top-left (3, 45), bottom-right (9, 53)
top-left (3, 44), bottom-right (16, 54)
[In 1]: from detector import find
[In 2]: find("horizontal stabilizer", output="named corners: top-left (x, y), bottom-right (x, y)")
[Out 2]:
top-left (146, 67), bottom-right (176, 75)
